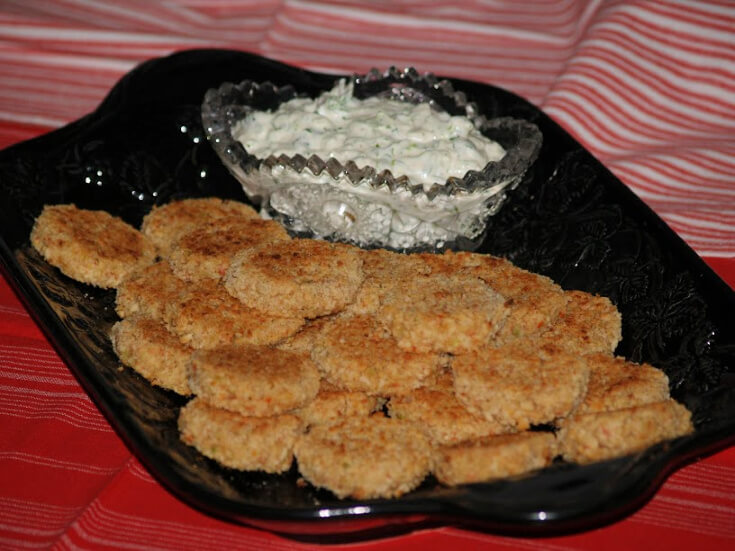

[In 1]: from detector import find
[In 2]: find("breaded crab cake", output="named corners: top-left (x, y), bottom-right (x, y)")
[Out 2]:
top-left (30, 204), bottom-right (156, 288)
top-left (311, 314), bottom-right (441, 395)
top-left (294, 415), bottom-right (432, 499)
top-left (452, 344), bottom-right (590, 431)
top-left (224, 238), bottom-right (364, 318)
top-left (576, 353), bottom-right (671, 415)
top-left (557, 399), bottom-right (693, 464)
top-left (164, 280), bottom-right (304, 349)
top-left (115, 260), bottom-right (187, 320)
top-left (377, 273), bottom-right (508, 354)
top-left (168, 216), bottom-right (290, 282)
top-left (187, 345), bottom-right (320, 416)
top-left (537, 290), bottom-right (622, 355)
top-left (110, 315), bottom-right (193, 395)
top-left (433, 431), bottom-right (558, 486)
top-left (141, 198), bottom-right (259, 257)
top-left (178, 397), bottom-right (302, 473)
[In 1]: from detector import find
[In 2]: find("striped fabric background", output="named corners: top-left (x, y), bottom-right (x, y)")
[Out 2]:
top-left (0, 1), bottom-right (733, 550)
top-left (0, 0), bottom-right (732, 257)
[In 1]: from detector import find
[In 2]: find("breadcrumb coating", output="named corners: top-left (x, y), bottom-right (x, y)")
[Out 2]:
top-left (294, 385), bottom-right (383, 427)
top-left (110, 315), bottom-right (193, 395)
top-left (345, 248), bottom-right (431, 315)
top-left (537, 290), bottom-right (622, 355)
top-left (187, 345), bottom-right (320, 416)
top-left (31, 204), bottom-right (156, 288)
top-left (224, 239), bottom-right (364, 318)
top-left (311, 314), bottom-right (441, 395)
top-left (452, 344), bottom-right (590, 431)
top-left (294, 415), bottom-right (432, 499)
top-left (418, 250), bottom-right (568, 341)
top-left (164, 280), bottom-right (304, 349)
top-left (141, 198), bottom-right (259, 257)
top-left (115, 261), bottom-right (187, 320)
top-left (433, 431), bottom-right (558, 486)
top-left (558, 399), bottom-right (693, 464)
top-left (168, 216), bottom-right (290, 282)
top-left (377, 273), bottom-right (509, 354)
top-left (179, 397), bottom-right (302, 473)
top-left (275, 316), bottom-right (334, 354)
top-left (577, 353), bottom-right (670, 414)
top-left (388, 386), bottom-right (510, 446)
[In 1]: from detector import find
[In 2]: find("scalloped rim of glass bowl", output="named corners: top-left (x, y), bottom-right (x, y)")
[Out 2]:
top-left (201, 67), bottom-right (542, 249)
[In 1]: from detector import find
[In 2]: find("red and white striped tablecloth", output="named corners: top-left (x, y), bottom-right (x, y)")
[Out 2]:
top-left (0, 1), bottom-right (733, 549)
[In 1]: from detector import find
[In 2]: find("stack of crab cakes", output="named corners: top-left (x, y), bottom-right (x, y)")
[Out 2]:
top-left (29, 198), bottom-right (693, 500)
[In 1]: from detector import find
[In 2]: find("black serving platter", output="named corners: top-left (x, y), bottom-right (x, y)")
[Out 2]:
top-left (0, 50), bottom-right (733, 541)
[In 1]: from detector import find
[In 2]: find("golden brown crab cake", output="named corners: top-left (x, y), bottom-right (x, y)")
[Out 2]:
top-left (433, 431), bottom-right (558, 486)
top-left (187, 345), bottom-right (320, 417)
top-left (178, 397), bottom-right (302, 473)
top-left (576, 353), bottom-right (670, 415)
top-left (387, 386), bottom-right (510, 446)
top-left (168, 216), bottom-right (291, 282)
top-left (110, 315), bottom-right (193, 395)
top-left (452, 344), bottom-right (590, 431)
top-left (537, 290), bottom-right (622, 355)
top-left (294, 415), bottom-right (432, 499)
top-left (377, 273), bottom-right (509, 354)
top-left (311, 314), bottom-right (441, 395)
top-left (141, 198), bottom-right (259, 257)
top-left (345, 248), bottom-right (432, 315)
top-left (224, 239), bottom-right (364, 319)
top-left (115, 260), bottom-right (187, 320)
top-left (557, 399), bottom-right (693, 465)
top-left (418, 251), bottom-right (567, 341)
top-left (165, 281), bottom-right (304, 349)
top-left (30, 204), bottom-right (156, 289)
top-left (294, 383), bottom-right (384, 427)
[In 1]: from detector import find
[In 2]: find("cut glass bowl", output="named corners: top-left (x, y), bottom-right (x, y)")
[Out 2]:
top-left (202, 67), bottom-right (542, 251)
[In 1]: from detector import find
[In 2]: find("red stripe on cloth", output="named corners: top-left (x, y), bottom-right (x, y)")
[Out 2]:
top-left (0, 3), bottom-right (734, 549)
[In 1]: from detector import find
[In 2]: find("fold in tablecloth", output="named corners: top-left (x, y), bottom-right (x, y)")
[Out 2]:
top-left (0, 1), bottom-right (733, 550)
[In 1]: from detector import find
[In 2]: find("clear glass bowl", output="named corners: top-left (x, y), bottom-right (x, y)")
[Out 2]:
top-left (201, 67), bottom-right (542, 251)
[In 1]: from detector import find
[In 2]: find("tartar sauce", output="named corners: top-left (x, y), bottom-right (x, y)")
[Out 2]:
top-left (233, 80), bottom-right (505, 190)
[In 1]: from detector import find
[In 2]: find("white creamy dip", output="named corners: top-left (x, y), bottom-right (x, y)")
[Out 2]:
top-left (232, 80), bottom-right (506, 190)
